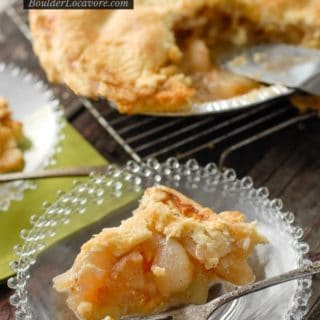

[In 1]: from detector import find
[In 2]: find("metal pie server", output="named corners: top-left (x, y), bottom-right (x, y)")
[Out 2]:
top-left (225, 44), bottom-right (320, 96)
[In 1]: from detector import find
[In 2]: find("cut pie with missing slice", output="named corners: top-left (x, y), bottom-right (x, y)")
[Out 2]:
top-left (29, 1), bottom-right (320, 114)
top-left (0, 97), bottom-right (24, 173)
top-left (53, 185), bottom-right (267, 320)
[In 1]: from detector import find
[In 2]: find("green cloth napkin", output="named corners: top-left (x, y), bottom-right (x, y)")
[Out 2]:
top-left (0, 122), bottom-right (133, 281)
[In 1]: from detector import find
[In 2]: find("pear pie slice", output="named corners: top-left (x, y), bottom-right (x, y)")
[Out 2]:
top-left (0, 97), bottom-right (24, 173)
top-left (53, 185), bottom-right (267, 320)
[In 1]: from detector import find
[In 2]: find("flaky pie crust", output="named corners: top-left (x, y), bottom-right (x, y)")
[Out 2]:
top-left (53, 185), bottom-right (267, 320)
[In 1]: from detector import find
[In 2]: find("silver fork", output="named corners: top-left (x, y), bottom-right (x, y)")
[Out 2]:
top-left (122, 261), bottom-right (320, 320)
top-left (0, 165), bottom-right (108, 182)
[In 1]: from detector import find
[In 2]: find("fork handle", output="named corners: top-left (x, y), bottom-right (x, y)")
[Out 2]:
top-left (206, 261), bottom-right (320, 316)
top-left (122, 262), bottom-right (320, 320)
top-left (0, 165), bottom-right (108, 182)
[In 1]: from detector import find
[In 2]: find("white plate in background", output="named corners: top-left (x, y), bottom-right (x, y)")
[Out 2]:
top-left (0, 63), bottom-right (63, 211)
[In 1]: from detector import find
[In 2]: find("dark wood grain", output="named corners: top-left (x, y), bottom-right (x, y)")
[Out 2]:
top-left (0, 3), bottom-right (319, 320)
top-left (0, 287), bottom-right (12, 320)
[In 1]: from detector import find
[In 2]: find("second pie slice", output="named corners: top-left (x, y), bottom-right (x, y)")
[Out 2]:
top-left (0, 97), bottom-right (25, 173)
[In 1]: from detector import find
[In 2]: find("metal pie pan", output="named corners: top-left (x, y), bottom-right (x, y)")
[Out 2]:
top-left (109, 85), bottom-right (293, 117)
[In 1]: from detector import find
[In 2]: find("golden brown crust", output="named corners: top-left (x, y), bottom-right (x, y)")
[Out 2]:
top-left (29, 8), bottom-right (195, 114)
top-left (0, 97), bottom-right (24, 173)
top-left (29, 1), bottom-right (320, 114)
top-left (53, 185), bottom-right (267, 320)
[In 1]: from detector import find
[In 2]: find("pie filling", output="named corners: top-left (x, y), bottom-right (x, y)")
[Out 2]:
top-left (0, 97), bottom-right (24, 173)
top-left (53, 186), bottom-right (267, 320)
top-left (172, 5), bottom-right (320, 103)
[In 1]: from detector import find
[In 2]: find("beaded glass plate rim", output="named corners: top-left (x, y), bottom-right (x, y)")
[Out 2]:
top-left (7, 158), bottom-right (312, 320)
top-left (0, 62), bottom-right (65, 212)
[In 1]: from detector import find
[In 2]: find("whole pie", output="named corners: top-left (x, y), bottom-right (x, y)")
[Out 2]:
top-left (0, 97), bottom-right (24, 173)
top-left (29, 1), bottom-right (320, 114)
top-left (53, 185), bottom-right (267, 320)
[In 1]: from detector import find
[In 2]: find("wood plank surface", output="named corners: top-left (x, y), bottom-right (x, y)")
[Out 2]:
top-left (0, 3), bottom-right (319, 319)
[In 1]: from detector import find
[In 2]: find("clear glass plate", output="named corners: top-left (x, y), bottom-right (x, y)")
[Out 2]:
top-left (0, 63), bottom-right (64, 211)
top-left (8, 159), bottom-right (312, 320)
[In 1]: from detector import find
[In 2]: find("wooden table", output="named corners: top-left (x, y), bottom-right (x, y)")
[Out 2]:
top-left (0, 3), bottom-right (319, 319)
